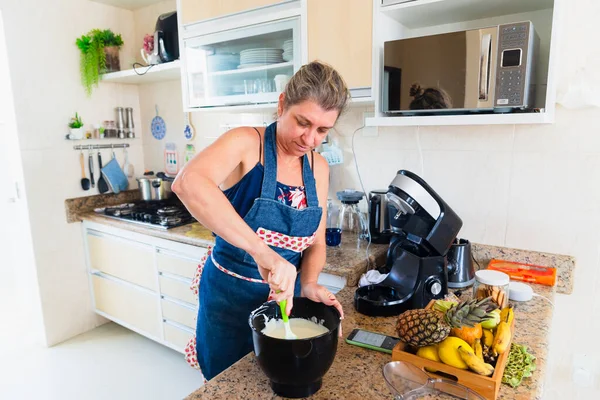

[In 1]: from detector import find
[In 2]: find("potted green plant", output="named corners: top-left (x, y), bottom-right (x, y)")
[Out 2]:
top-left (68, 112), bottom-right (84, 139)
top-left (75, 29), bottom-right (124, 96)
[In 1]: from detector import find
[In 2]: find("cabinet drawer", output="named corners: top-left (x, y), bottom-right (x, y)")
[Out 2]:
top-left (92, 273), bottom-right (161, 338)
top-left (163, 321), bottom-right (194, 352)
top-left (87, 233), bottom-right (157, 291)
top-left (156, 251), bottom-right (201, 280)
top-left (159, 275), bottom-right (197, 306)
top-left (161, 299), bottom-right (197, 329)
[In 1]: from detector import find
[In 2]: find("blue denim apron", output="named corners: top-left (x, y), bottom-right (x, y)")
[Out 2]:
top-left (195, 122), bottom-right (323, 380)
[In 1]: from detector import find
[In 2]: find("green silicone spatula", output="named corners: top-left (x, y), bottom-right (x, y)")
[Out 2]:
top-left (279, 299), bottom-right (297, 340)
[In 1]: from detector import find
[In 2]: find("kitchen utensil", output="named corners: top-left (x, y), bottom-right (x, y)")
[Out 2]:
top-left (151, 105), bottom-right (166, 140)
top-left (136, 173), bottom-right (172, 201)
top-left (155, 172), bottom-right (174, 193)
top-left (122, 147), bottom-right (134, 178)
top-left (278, 299), bottom-right (297, 340)
top-left (336, 190), bottom-right (368, 239)
top-left (88, 150), bottom-right (95, 189)
top-left (184, 112), bottom-right (195, 140)
top-left (116, 107), bottom-right (126, 139)
top-left (447, 238), bottom-right (476, 288)
top-left (125, 107), bottom-right (135, 138)
top-left (249, 297), bottom-right (340, 398)
top-left (325, 199), bottom-right (342, 247)
top-left (382, 361), bottom-right (485, 399)
top-left (368, 189), bottom-right (392, 244)
top-left (97, 152), bottom-right (109, 194)
top-left (79, 150), bottom-right (90, 190)
top-left (318, 142), bottom-right (343, 166)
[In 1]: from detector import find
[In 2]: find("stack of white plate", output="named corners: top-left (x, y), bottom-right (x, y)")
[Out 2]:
top-left (207, 53), bottom-right (239, 72)
top-left (283, 39), bottom-right (293, 62)
top-left (238, 48), bottom-right (283, 69)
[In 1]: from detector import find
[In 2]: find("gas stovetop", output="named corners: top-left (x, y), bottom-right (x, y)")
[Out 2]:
top-left (94, 201), bottom-right (195, 230)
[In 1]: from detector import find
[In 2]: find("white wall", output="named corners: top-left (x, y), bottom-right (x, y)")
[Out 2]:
top-left (0, 0), bottom-right (146, 345)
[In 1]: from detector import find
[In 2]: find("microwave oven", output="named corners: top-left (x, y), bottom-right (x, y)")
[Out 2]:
top-left (382, 21), bottom-right (543, 115)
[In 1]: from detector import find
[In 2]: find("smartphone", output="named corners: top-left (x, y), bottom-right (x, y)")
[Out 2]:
top-left (345, 328), bottom-right (401, 354)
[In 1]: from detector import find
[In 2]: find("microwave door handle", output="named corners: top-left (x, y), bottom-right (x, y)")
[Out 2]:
top-left (479, 33), bottom-right (492, 100)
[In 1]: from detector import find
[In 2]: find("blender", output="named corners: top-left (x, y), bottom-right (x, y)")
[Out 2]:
top-left (336, 190), bottom-right (369, 241)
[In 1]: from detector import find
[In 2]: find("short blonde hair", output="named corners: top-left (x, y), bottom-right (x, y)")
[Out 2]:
top-left (283, 61), bottom-right (350, 117)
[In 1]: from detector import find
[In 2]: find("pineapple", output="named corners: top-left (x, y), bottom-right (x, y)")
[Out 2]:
top-left (396, 297), bottom-right (496, 348)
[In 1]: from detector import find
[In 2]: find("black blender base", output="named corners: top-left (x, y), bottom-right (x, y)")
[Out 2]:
top-left (270, 379), bottom-right (322, 398)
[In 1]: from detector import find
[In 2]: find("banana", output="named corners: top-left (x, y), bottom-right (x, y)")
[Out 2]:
top-left (457, 346), bottom-right (495, 376)
top-left (492, 320), bottom-right (512, 356)
top-left (482, 329), bottom-right (494, 347)
top-left (500, 306), bottom-right (514, 325)
top-left (474, 338), bottom-right (484, 361)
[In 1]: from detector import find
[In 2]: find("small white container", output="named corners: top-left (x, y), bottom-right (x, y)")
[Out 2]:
top-left (274, 74), bottom-right (290, 92)
top-left (473, 270), bottom-right (510, 308)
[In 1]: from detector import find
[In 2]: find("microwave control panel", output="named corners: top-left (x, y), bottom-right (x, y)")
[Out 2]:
top-left (495, 22), bottom-right (533, 108)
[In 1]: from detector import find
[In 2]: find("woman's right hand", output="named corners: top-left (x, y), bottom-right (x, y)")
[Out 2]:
top-left (253, 246), bottom-right (297, 314)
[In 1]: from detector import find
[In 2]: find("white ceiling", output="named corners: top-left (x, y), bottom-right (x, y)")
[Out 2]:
top-left (88, 0), bottom-right (166, 11)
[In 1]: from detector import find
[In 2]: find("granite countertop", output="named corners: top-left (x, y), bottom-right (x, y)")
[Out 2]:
top-left (186, 279), bottom-right (556, 400)
top-left (186, 246), bottom-right (575, 400)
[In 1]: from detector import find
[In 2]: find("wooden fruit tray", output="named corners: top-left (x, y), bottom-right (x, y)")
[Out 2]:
top-left (391, 301), bottom-right (514, 400)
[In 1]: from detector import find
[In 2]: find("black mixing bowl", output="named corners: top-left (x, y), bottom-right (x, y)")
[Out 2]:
top-left (248, 297), bottom-right (340, 398)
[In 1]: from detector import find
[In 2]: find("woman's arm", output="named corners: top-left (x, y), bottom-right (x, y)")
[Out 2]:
top-left (172, 128), bottom-right (298, 303)
top-left (300, 154), bottom-right (344, 323)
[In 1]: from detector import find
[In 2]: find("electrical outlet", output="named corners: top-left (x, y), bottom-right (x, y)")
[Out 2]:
top-left (362, 112), bottom-right (378, 137)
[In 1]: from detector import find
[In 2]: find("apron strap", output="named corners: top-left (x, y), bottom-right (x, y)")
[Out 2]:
top-left (303, 151), bottom-right (319, 208)
top-left (260, 121), bottom-right (320, 208)
top-left (260, 122), bottom-right (278, 199)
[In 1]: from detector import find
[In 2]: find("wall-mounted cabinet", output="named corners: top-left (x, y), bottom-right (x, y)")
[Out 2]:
top-left (368, 0), bottom-right (561, 126)
top-left (182, 17), bottom-right (300, 109)
top-left (180, 0), bottom-right (285, 25)
top-left (178, 0), bottom-right (375, 110)
top-left (307, 0), bottom-right (373, 91)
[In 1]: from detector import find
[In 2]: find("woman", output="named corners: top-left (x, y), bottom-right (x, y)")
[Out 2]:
top-left (173, 61), bottom-right (349, 380)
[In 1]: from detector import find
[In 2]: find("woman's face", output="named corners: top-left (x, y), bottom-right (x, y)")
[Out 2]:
top-left (276, 95), bottom-right (339, 157)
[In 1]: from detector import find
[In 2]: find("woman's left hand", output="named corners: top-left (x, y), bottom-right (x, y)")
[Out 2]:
top-left (301, 282), bottom-right (344, 337)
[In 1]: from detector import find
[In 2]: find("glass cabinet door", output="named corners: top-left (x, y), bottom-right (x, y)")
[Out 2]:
top-left (184, 17), bottom-right (300, 108)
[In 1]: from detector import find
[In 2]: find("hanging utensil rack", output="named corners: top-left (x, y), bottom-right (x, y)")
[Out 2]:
top-left (73, 144), bottom-right (130, 150)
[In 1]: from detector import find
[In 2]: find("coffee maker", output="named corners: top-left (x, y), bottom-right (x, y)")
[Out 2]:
top-left (368, 190), bottom-right (393, 244)
top-left (355, 170), bottom-right (463, 316)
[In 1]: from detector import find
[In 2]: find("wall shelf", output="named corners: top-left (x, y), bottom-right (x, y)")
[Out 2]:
top-left (366, 112), bottom-right (553, 127)
top-left (381, 0), bottom-right (554, 29)
top-left (101, 60), bottom-right (181, 85)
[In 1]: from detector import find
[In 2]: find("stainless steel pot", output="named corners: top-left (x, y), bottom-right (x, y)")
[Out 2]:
top-left (136, 174), bottom-right (172, 201)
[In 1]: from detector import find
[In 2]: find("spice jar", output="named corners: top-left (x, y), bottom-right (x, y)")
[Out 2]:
top-left (473, 270), bottom-right (510, 308)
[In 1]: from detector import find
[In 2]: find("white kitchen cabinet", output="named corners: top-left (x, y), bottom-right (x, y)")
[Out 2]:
top-left (157, 248), bottom-right (204, 280)
top-left (159, 274), bottom-right (198, 306)
top-left (180, 0), bottom-right (285, 25)
top-left (161, 298), bottom-right (197, 329)
top-left (83, 221), bottom-right (206, 354)
top-left (182, 16), bottom-right (300, 109)
top-left (163, 320), bottom-right (195, 352)
top-left (87, 230), bottom-right (157, 291)
top-left (368, 0), bottom-right (562, 126)
top-left (92, 272), bottom-right (162, 339)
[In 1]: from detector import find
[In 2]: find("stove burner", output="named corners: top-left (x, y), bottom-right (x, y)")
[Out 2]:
top-left (157, 206), bottom-right (180, 216)
top-left (160, 216), bottom-right (182, 226)
top-left (97, 201), bottom-right (195, 230)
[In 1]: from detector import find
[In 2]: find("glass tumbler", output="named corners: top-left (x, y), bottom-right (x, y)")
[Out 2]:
top-left (326, 199), bottom-right (342, 247)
